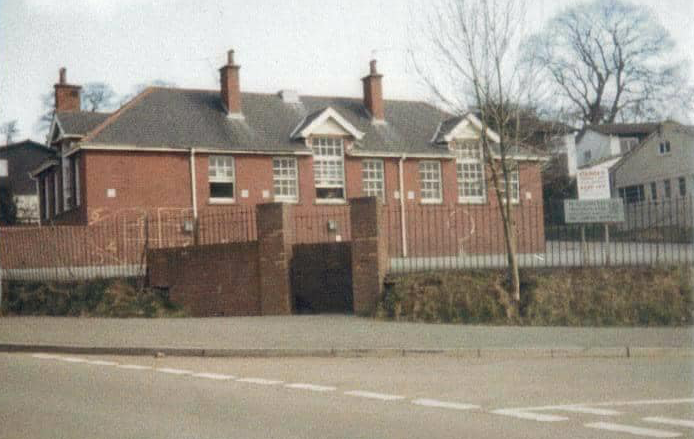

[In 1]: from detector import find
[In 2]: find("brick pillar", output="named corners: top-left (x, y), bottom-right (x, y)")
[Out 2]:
top-left (349, 196), bottom-right (388, 316)
top-left (256, 203), bottom-right (294, 315)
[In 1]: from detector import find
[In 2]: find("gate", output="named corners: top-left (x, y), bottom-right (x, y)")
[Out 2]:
top-left (290, 243), bottom-right (353, 313)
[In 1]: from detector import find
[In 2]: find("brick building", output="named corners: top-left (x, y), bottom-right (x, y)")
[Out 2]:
top-left (31, 50), bottom-right (546, 247)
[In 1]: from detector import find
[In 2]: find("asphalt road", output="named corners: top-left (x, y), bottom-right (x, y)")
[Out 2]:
top-left (1, 353), bottom-right (692, 438)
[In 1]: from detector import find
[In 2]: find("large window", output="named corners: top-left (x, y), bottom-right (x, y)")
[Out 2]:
top-left (362, 159), bottom-right (385, 202)
top-left (419, 161), bottom-right (442, 203)
top-left (74, 156), bottom-right (81, 207)
top-left (679, 177), bottom-right (687, 197)
top-left (53, 172), bottom-right (60, 214)
top-left (43, 177), bottom-right (49, 220)
top-left (272, 157), bottom-right (298, 202)
top-left (659, 140), bottom-right (671, 155)
top-left (498, 165), bottom-right (520, 203)
top-left (208, 155), bottom-right (235, 201)
top-left (650, 181), bottom-right (657, 200)
top-left (664, 179), bottom-right (671, 199)
top-left (62, 155), bottom-right (73, 210)
top-left (454, 141), bottom-right (485, 203)
top-left (311, 137), bottom-right (345, 201)
top-left (619, 184), bottom-right (644, 204)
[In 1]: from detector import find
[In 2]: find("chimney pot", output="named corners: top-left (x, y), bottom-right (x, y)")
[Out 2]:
top-left (362, 59), bottom-right (385, 123)
top-left (220, 48), bottom-right (242, 117)
top-left (59, 67), bottom-right (66, 84)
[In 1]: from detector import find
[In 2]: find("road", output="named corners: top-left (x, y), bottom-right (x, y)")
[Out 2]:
top-left (1, 353), bottom-right (692, 438)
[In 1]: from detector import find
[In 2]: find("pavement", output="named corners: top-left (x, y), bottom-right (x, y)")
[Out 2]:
top-left (0, 315), bottom-right (692, 358)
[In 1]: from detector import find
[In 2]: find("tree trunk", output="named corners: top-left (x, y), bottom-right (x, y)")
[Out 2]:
top-left (501, 205), bottom-right (521, 303)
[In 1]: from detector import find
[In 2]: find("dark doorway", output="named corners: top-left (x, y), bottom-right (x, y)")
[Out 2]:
top-left (291, 243), bottom-right (353, 313)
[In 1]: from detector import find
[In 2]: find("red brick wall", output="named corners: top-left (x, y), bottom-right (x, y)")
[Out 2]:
top-left (148, 242), bottom-right (260, 317)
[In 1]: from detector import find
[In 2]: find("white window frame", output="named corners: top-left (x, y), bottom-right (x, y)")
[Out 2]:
top-left (62, 154), bottom-right (73, 211)
top-left (419, 160), bottom-right (442, 204)
top-left (43, 176), bottom-right (50, 219)
top-left (498, 165), bottom-right (520, 204)
top-left (272, 157), bottom-right (299, 203)
top-left (208, 155), bottom-right (235, 203)
top-left (311, 136), bottom-right (345, 203)
top-left (659, 140), bottom-right (671, 155)
top-left (74, 156), bottom-right (81, 207)
top-left (53, 172), bottom-right (60, 214)
top-left (454, 141), bottom-right (486, 204)
top-left (362, 159), bottom-right (385, 203)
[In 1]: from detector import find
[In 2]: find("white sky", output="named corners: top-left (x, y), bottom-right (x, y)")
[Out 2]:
top-left (1, 0), bottom-right (692, 140)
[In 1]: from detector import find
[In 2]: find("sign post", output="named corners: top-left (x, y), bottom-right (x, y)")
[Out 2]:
top-left (570, 167), bottom-right (620, 266)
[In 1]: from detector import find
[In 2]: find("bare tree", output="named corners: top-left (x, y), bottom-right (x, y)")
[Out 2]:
top-left (0, 120), bottom-right (19, 145)
top-left (36, 93), bottom-right (55, 134)
top-left (81, 82), bottom-right (116, 112)
top-left (413, 0), bottom-right (545, 306)
top-left (524, 0), bottom-right (693, 126)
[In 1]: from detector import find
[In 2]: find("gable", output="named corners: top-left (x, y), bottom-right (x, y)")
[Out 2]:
top-left (291, 107), bottom-right (365, 140)
top-left (311, 117), bottom-right (350, 136)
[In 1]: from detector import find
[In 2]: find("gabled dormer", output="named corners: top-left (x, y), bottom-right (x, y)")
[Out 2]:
top-left (290, 107), bottom-right (365, 142)
top-left (432, 113), bottom-right (500, 145)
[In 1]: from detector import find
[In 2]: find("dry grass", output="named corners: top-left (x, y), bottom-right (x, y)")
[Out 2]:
top-left (1, 278), bottom-right (186, 317)
top-left (377, 266), bottom-right (692, 326)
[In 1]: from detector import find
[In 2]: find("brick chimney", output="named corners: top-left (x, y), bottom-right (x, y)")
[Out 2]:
top-left (54, 67), bottom-right (82, 112)
top-left (362, 59), bottom-right (385, 124)
top-left (219, 49), bottom-right (243, 119)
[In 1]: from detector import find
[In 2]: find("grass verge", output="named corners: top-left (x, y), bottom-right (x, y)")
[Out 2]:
top-left (376, 266), bottom-right (692, 326)
top-left (1, 278), bottom-right (186, 317)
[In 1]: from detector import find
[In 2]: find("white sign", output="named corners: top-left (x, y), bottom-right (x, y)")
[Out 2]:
top-left (577, 167), bottom-right (610, 200)
top-left (564, 199), bottom-right (625, 223)
top-left (0, 159), bottom-right (7, 177)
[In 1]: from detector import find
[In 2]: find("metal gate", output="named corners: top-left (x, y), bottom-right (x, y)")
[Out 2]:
top-left (290, 243), bottom-right (353, 313)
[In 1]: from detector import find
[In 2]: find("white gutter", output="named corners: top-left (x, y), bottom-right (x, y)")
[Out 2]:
top-left (398, 155), bottom-right (408, 257)
top-left (65, 144), bottom-right (313, 157)
top-left (190, 148), bottom-right (198, 219)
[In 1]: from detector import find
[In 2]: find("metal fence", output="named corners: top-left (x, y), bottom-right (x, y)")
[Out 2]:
top-left (0, 207), bottom-right (257, 282)
top-left (386, 198), bottom-right (693, 274)
top-left (1, 197), bottom-right (691, 281)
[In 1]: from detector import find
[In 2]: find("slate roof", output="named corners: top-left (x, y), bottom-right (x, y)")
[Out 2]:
top-left (75, 87), bottom-right (545, 160)
top-left (0, 140), bottom-right (55, 194)
top-left (588, 123), bottom-right (660, 137)
top-left (56, 111), bottom-right (111, 136)
top-left (84, 88), bottom-right (455, 156)
top-left (576, 122), bottom-right (661, 144)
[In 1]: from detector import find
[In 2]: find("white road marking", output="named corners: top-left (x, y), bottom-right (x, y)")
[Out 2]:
top-left (412, 398), bottom-right (480, 410)
top-left (117, 364), bottom-right (152, 370)
top-left (644, 417), bottom-right (694, 429)
top-left (191, 372), bottom-right (236, 380)
top-left (544, 405), bottom-right (621, 416)
top-left (585, 422), bottom-right (681, 438)
top-left (490, 409), bottom-right (568, 422)
top-left (156, 368), bottom-right (193, 375)
top-left (60, 357), bottom-right (89, 363)
top-left (236, 378), bottom-right (284, 385)
top-left (285, 383), bottom-right (336, 392)
top-left (31, 353), bottom-right (62, 359)
top-left (344, 390), bottom-right (405, 401)
top-left (86, 360), bottom-right (119, 366)
top-left (592, 398), bottom-right (694, 407)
